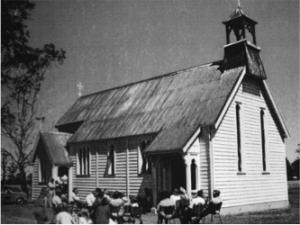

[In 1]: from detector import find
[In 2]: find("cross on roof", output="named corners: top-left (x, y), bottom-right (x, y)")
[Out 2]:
top-left (237, 0), bottom-right (241, 8)
top-left (77, 82), bottom-right (84, 97)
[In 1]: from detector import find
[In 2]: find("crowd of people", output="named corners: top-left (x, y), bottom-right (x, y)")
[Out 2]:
top-left (156, 187), bottom-right (222, 224)
top-left (34, 177), bottom-right (148, 224)
top-left (34, 177), bottom-right (222, 224)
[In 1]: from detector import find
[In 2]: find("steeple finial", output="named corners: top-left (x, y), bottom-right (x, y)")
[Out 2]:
top-left (237, 0), bottom-right (241, 8)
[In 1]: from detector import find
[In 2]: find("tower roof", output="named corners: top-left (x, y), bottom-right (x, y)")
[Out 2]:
top-left (224, 6), bottom-right (257, 24)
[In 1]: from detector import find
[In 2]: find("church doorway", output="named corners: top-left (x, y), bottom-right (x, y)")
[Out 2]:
top-left (170, 155), bottom-right (186, 191)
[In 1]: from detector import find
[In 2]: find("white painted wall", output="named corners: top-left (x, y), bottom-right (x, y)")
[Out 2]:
top-left (70, 135), bottom-right (153, 199)
top-left (213, 78), bottom-right (288, 208)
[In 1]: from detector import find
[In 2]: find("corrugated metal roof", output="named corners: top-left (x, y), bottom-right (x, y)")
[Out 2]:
top-left (40, 132), bottom-right (72, 166)
top-left (56, 62), bottom-right (245, 143)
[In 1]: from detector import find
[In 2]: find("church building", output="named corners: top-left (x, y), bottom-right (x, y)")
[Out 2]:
top-left (31, 6), bottom-right (290, 214)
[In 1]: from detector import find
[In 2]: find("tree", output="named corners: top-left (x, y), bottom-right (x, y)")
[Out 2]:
top-left (286, 158), bottom-right (294, 180)
top-left (1, 148), bottom-right (12, 184)
top-left (1, 0), bottom-right (66, 194)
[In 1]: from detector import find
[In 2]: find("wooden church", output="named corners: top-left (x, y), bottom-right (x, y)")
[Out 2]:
top-left (31, 6), bottom-right (290, 214)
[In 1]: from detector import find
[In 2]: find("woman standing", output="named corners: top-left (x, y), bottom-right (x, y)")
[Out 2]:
top-left (47, 178), bottom-right (55, 207)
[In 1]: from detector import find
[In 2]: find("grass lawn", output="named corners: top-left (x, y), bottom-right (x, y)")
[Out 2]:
top-left (1, 189), bottom-right (299, 224)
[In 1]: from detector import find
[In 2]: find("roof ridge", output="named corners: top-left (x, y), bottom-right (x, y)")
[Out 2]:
top-left (79, 60), bottom-right (222, 99)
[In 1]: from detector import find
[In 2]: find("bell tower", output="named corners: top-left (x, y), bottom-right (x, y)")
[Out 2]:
top-left (222, 5), bottom-right (258, 45)
top-left (222, 5), bottom-right (266, 80)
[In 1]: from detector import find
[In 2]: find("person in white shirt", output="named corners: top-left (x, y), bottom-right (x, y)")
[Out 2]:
top-left (157, 191), bottom-right (176, 224)
top-left (86, 189), bottom-right (100, 207)
top-left (182, 189), bottom-right (205, 223)
top-left (61, 175), bottom-right (68, 184)
top-left (55, 205), bottom-right (73, 224)
top-left (52, 189), bottom-right (63, 208)
top-left (71, 188), bottom-right (81, 202)
top-left (170, 189), bottom-right (181, 204)
top-left (189, 190), bottom-right (205, 209)
top-left (71, 188), bottom-right (86, 208)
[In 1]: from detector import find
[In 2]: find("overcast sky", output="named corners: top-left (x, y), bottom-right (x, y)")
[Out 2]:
top-left (6, 0), bottom-right (299, 161)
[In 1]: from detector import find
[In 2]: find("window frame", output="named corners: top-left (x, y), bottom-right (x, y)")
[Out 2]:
top-left (260, 108), bottom-right (269, 173)
top-left (138, 139), bottom-right (152, 175)
top-left (107, 143), bottom-right (116, 177)
top-left (76, 147), bottom-right (91, 177)
top-left (235, 102), bottom-right (246, 174)
top-left (38, 158), bottom-right (48, 184)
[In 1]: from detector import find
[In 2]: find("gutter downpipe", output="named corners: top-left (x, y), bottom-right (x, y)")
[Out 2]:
top-left (208, 126), bottom-right (214, 199)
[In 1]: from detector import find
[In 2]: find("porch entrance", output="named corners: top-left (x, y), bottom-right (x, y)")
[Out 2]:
top-left (170, 155), bottom-right (186, 191)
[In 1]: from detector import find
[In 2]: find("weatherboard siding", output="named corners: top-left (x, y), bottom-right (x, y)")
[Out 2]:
top-left (70, 135), bottom-right (153, 199)
top-left (32, 157), bottom-right (51, 200)
top-left (213, 78), bottom-right (288, 208)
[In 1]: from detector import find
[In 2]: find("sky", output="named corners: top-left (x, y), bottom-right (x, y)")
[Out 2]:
top-left (3, 0), bottom-right (299, 162)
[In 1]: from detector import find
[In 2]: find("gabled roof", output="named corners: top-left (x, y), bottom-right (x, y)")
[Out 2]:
top-left (56, 62), bottom-right (245, 143)
top-left (31, 132), bottom-right (72, 166)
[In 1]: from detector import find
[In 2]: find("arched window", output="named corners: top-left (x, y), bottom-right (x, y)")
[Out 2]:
top-left (191, 159), bottom-right (196, 190)
top-left (76, 147), bottom-right (90, 176)
top-left (108, 144), bottom-right (115, 176)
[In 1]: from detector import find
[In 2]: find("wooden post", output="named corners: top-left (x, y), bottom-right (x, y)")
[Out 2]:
top-left (196, 162), bottom-right (200, 191)
top-left (183, 155), bottom-right (192, 197)
top-left (151, 156), bottom-right (160, 207)
top-left (68, 166), bottom-right (72, 202)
